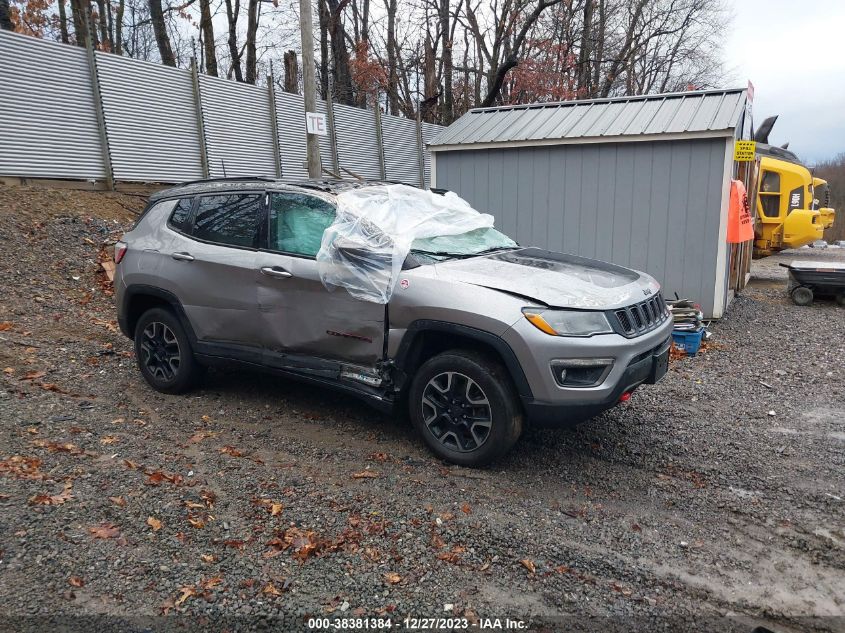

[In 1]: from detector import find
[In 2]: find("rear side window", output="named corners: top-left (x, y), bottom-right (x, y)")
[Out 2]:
top-left (268, 193), bottom-right (336, 257)
top-left (192, 194), bottom-right (262, 248)
top-left (168, 198), bottom-right (194, 233)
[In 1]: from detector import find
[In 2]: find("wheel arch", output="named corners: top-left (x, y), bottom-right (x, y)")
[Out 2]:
top-left (392, 320), bottom-right (533, 400)
top-left (120, 285), bottom-right (198, 343)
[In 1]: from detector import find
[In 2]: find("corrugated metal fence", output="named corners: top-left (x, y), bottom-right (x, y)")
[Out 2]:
top-left (0, 30), bottom-right (444, 187)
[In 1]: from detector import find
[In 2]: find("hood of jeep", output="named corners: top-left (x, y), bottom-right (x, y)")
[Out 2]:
top-left (433, 247), bottom-right (659, 309)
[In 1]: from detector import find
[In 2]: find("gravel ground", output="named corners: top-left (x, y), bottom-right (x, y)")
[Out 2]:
top-left (0, 186), bottom-right (843, 633)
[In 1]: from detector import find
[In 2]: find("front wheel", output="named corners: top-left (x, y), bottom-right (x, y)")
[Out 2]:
top-left (791, 286), bottom-right (814, 306)
top-left (134, 307), bottom-right (202, 394)
top-left (409, 350), bottom-right (523, 467)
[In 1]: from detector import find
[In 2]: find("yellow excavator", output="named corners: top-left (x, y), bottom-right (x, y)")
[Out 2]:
top-left (753, 116), bottom-right (836, 257)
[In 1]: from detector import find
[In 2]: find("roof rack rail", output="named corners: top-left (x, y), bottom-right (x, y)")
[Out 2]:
top-left (175, 175), bottom-right (277, 187)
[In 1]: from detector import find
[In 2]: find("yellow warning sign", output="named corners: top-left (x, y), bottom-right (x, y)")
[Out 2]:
top-left (733, 140), bottom-right (756, 162)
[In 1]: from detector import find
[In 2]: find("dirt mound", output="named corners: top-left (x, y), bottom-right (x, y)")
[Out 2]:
top-left (0, 185), bottom-right (147, 224)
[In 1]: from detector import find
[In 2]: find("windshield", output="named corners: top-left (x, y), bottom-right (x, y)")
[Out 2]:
top-left (411, 227), bottom-right (517, 257)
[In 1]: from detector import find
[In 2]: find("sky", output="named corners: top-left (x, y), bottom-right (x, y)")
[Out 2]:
top-left (723, 0), bottom-right (845, 164)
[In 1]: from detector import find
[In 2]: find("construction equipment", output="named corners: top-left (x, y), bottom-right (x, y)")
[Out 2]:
top-left (753, 116), bottom-right (836, 257)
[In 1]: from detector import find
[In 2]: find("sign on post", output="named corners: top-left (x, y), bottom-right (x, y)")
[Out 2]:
top-left (733, 140), bottom-right (756, 162)
top-left (306, 112), bottom-right (327, 136)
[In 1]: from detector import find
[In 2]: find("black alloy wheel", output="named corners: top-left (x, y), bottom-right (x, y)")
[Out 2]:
top-left (421, 371), bottom-right (493, 453)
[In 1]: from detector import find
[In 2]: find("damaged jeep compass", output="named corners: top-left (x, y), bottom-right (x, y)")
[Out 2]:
top-left (115, 178), bottom-right (672, 466)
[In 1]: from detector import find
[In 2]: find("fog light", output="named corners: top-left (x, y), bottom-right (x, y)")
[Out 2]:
top-left (550, 358), bottom-right (614, 388)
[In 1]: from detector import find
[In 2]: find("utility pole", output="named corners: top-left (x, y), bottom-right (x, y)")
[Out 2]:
top-left (299, 0), bottom-right (321, 178)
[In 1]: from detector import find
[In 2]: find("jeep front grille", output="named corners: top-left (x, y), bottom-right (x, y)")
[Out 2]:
top-left (611, 293), bottom-right (668, 337)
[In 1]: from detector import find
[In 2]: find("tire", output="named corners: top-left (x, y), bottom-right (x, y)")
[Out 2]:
top-left (791, 286), bottom-right (814, 306)
top-left (408, 349), bottom-right (523, 467)
top-left (837, 294), bottom-right (845, 307)
top-left (133, 307), bottom-right (202, 394)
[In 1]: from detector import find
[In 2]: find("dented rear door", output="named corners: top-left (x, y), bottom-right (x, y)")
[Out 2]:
top-left (255, 191), bottom-right (385, 369)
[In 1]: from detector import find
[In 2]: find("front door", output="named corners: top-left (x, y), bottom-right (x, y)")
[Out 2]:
top-left (255, 191), bottom-right (385, 372)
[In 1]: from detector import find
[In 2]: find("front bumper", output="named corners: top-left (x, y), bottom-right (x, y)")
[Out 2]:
top-left (502, 315), bottom-right (673, 427)
top-left (522, 335), bottom-right (670, 426)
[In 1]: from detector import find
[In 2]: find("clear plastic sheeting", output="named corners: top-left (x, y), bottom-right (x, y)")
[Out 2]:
top-left (316, 184), bottom-right (496, 303)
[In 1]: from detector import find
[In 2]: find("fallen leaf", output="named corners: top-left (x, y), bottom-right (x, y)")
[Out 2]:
top-left (123, 459), bottom-right (139, 470)
top-left (29, 481), bottom-right (73, 505)
top-left (384, 572), bottom-right (402, 584)
top-left (369, 452), bottom-right (389, 462)
top-left (219, 446), bottom-right (243, 457)
top-left (0, 322), bottom-right (13, 331)
top-left (0, 455), bottom-right (43, 480)
top-left (184, 501), bottom-right (205, 510)
top-left (201, 575), bottom-right (223, 590)
top-left (187, 515), bottom-right (205, 529)
top-left (461, 503), bottom-right (472, 514)
top-left (68, 576), bottom-right (85, 588)
top-left (520, 559), bottom-right (536, 574)
top-left (352, 470), bottom-right (380, 479)
top-left (2, 367), bottom-right (13, 374)
top-left (200, 554), bottom-right (214, 563)
top-left (21, 370), bottom-right (46, 381)
top-left (89, 523), bottom-right (121, 539)
top-left (100, 435), bottom-right (119, 445)
top-left (270, 503), bottom-right (284, 516)
top-left (174, 585), bottom-right (196, 606)
top-left (262, 582), bottom-right (283, 596)
top-left (109, 496), bottom-right (126, 507)
top-left (147, 516), bottom-right (162, 532)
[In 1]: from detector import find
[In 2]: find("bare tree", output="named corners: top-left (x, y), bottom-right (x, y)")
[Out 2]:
top-left (149, 0), bottom-right (176, 65)
top-left (199, 0), bottom-right (218, 75)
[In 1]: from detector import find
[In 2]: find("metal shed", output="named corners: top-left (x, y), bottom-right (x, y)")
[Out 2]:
top-left (429, 88), bottom-right (752, 318)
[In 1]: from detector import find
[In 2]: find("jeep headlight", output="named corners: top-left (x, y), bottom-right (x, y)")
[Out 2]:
top-left (522, 308), bottom-right (613, 337)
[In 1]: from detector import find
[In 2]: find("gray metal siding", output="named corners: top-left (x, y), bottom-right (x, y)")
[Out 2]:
top-left (421, 122), bottom-right (440, 187)
top-left (97, 52), bottom-right (203, 182)
top-left (0, 31), bottom-right (105, 179)
top-left (435, 138), bottom-right (728, 316)
top-left (276, 91), bottom-right (308, 180)
top-left (334, 103), bottom-right (381, 179)
top-left (200, 74), bottom-right (276, 178)
top-left (382, 114), bottom-right (420, 185)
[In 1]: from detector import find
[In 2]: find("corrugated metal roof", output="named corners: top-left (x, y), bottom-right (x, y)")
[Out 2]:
top-left (430, 89), bottom-right (746, 148)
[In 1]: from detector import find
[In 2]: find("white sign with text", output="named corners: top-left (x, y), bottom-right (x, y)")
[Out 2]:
top-left (305, 112), bottom-right (328, 136)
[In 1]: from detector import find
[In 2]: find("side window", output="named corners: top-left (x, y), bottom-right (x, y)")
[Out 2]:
top-left (168, 198), bottom-right (194, 233)
top-left (268, 193), bottom-right (336, 257)
top-left (759, 170), bottom-right (781, 218)
top-left (192, 194), bottom-right (262, 247)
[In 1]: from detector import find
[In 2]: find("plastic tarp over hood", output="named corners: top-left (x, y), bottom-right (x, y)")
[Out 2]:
top-left (316, 184), bottom-right (495, 303)
top-left (434, 248), bottom-right (659, 309)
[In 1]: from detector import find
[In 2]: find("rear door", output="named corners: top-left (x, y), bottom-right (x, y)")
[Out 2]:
top-left (255, 190), bottom-right (385, 370)
top-left (169, 192), bottom-right (264, 356)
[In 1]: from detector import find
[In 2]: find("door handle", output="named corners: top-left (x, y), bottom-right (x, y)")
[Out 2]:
top-left (260, 266), bottom-right (292, 279)
top-left (171, 252), bottom-right (194, 262)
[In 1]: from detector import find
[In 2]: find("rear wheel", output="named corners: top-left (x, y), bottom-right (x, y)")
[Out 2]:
top-left (134, 307), bottom-right (202, 394)
top-left (409, 350), bottom-right (522, 467)
top-left (791, 286), bottom-right (814, 306)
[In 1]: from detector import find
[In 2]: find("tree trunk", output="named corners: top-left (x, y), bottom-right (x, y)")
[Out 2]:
top-left (244, 0), bottom-right (259, 83)
top-left (577, 0), bottom-right (593, 93)
top-left (69, 0), bottom-right (87, 46)
top-left (283, 49), bottom-right (299, 93)
top-left (326, 0), bottom-right (355, 105)
top-left (224, 0), bottom-right (243, 81)
top-left (96, 0), bottom-right (109, 50)
top-left (56, 0), bottom-right (70, 42)
top-left (385, 0), bottom-right (398, 114)
top-left (318, 0), bottom-right (329, 99)
top-left (199, 0), bottom-right (218, 76)
top-left (114, 0), bottom-right (124, 53)
top-left (422, 32), bottom-right (438, 122)
top-left (0, 0), bottom-right (12, 31)
top-left (149, 0), bottom-right (176, 66)
top-left (439, 0), bottom-right (453, 124)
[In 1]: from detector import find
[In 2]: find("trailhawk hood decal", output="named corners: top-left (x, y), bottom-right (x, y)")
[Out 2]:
top-left (433, 248), bottom-right (659, 309)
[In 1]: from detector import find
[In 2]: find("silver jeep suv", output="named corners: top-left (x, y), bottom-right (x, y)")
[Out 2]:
top-left (115, 178), bottom-right (672, 466)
